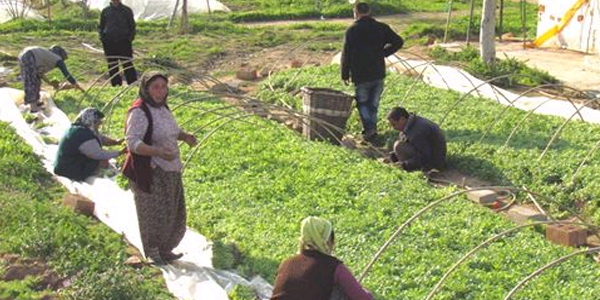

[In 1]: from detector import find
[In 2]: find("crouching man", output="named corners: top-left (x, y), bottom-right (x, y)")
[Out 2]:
top-left (385, 107), bottom-right (447, 172)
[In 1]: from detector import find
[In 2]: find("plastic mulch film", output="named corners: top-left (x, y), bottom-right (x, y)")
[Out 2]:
top-left (0, 87), bottom-right (273, 300)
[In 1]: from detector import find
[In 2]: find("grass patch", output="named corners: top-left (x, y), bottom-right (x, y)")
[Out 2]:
top-left (0, 122), bottom-right (174, 299)
top-left (429, 45), bottom-right (558, 87)
top-left (48, 85), bottom-right (600, 299)
top-left (259, 64), bottom-right (600, 223)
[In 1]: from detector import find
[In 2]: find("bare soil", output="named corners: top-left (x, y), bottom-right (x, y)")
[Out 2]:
top-left (0, 254), bottom-right (66, 300)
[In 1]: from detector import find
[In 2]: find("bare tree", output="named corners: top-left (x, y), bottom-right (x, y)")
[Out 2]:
top-left (180, 0), bottom-right (189, 34)
top-left (480, 0), bottom-right (496, 65)
top-left (1, 0), bottom-right (33, 19)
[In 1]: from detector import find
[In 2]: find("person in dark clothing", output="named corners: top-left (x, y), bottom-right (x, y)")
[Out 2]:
top-left (18, 45), bottom-right (84, 112)
top-left (271, 216), bottom-right (373, 300)
top-left (385, 107), bottom-right (447, 172)
top-left (99, 0), bottom-right (137, 86)
top-left (54, 108), bottom-right (124, 181)
top-left (341, 2), bottom-right (403, 142)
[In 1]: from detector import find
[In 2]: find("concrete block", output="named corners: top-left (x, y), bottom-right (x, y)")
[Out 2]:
top-left (290, 60), bottom-right (303, 68)
top-left (467, 189), bottom-right (498, 204)
top-left (236, 69), bottom-right (258, 81)
top-left (506, 206), bottom-right (547, 224)
top-left (546, 224), bottom-right (587, 247)
top-left (63, 194), bottom-right (95, 217)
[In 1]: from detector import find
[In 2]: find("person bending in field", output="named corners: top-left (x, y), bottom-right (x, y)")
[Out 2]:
top-left (54, 108), bottom-right (124, 181)
top-left (18, 45), bottom-right (84, 112)
top-left (384, 107), bottom-right (447, 172)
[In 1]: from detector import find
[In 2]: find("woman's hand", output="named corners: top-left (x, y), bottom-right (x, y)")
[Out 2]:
top-left (106, 138), bottom-right (124, 146)
top-left (157, 148), bottom-right (177, 161)
top-left (184, 133), bottom-right (198, 147)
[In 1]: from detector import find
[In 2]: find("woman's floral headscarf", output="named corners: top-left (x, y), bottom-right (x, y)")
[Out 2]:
top-left (73, 107), bottom-right (104, 130)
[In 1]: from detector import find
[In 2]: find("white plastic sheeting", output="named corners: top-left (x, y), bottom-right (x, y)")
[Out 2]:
top-left (81, 0), bottom-right (229, 20)
top-left (0, 87), bottom-right (273, 300)
top-left (536, 0), bottom-right (600, 54)
top-left (386, 55), bottom-right (600, 124)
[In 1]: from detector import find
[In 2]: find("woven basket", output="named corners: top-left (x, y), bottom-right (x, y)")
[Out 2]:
top-left (301, 87), bottom-right (354, 143)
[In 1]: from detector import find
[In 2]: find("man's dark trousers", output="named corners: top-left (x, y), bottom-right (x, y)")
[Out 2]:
top-left (102, 38), bottom-right (137, 86)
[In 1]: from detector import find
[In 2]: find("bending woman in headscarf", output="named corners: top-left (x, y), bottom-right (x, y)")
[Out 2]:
top-left (54, 107), bottom-right (124, 181)
top-left (18, 45), bottom-right (85, 112)
top-left (271, 216), bottom-right (373, 300)
top-left (122, 71), bottom-right (197, 266)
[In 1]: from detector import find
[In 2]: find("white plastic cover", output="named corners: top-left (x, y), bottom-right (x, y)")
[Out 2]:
top-left (0, 87), bottom-right (273, 300)
top-left (82, 0), bottom-right (229, 20)
top-left (537, 0), bottom-right (600, 53)
top-left (386, 55), bottom-right (600, 123)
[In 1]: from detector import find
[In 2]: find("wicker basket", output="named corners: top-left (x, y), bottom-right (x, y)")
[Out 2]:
top-left (301, 87), bottom-right (354, 143)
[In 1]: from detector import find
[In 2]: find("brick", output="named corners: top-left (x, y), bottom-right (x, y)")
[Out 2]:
top-left (236, 69), bottom-right (258, 81)
top-left (467, 189), bottom-right (498, 204)
top-left (506, 205), bottom-right (547, 224)
top-left (63, 194), bottom-right (95, 217)
top-left (546, 224), bottom-right (587, 247)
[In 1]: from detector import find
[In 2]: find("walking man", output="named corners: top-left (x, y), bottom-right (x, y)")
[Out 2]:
top-left (341, 2), bottom-right (403, 142)
top-left (99, 0), bottom-right (138, 86)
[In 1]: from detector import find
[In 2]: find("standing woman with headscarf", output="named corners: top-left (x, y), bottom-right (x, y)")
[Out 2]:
top-left (54, 107), bottom-right (124, 181)
top-left (123, 71), bottom-right (197, 265)
top-left (18, 45), bottom-right (85, 112)
top-left (271, 216), bottom-right (373, 300)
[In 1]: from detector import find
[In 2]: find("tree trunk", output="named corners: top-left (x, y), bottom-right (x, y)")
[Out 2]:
top-left (480, 0), bottom-right (496, 65)
top-left (180, 0), bottom-right (189, 34)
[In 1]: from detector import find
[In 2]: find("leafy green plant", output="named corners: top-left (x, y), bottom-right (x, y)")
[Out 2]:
top-left (0, 123), bottom-right (174, 299)
top-left (49, 85), bottom-right (600, 299)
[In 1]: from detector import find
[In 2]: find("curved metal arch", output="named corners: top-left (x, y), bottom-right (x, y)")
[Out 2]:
top-left (478, 83), bottom-right (575, 144)
top-left (498, 81), bottom-right (598, 150)
top-left (570, 138), bottom-right (600, 184)
top-left (503, 246), bottom-right (600, 300)
top-left (181, 113), bottom-right (255, 173)
top-left (426, 220), bottom-right (599, 300)
top-left (358, 186), bottom-right (597, 283)
top-left (439, 73), bottom-right (518, 127)
top-left (539, 97), bottom-right (600, 160)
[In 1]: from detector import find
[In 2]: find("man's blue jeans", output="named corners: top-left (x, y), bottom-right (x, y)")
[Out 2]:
top-left (355, 79), bottom-right (384, 135)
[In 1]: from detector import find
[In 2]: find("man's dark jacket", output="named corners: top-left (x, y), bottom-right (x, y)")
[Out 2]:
top-left (403, 114), bottom-right (447, 171)
top-left (341, 16), bottom-right (403, 84)
top-left (99, 3), bottom-right (136, 42)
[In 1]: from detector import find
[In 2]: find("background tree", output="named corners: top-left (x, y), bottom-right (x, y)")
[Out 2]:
top-left (480, 0), bottom-right (496, 65)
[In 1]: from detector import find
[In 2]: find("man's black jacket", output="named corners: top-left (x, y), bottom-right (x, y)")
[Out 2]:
top-left (99, 3), bottom-right (136, 42)
top-left (341, 16), bottom-right (403, 84)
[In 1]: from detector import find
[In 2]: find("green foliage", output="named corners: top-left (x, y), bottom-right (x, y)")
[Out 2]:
top-left (228, 284), bottom-right (257, 300)
top-left (429, 46), bottom-right (558, 87)
top-left (0, 123), bottom-right (174, 299)
top-left (402, 1), bottom-right (538, 45)
top-left (51, 85), bottom-right (600, 299)
top-left (226, 0), bottom-right (406, 22)
top-left (212, 240), bottom-right (243, 270)
top-left (64, 267), bottom-right (171, 300)
top-left (258, 65), bottom-right (600, 226)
